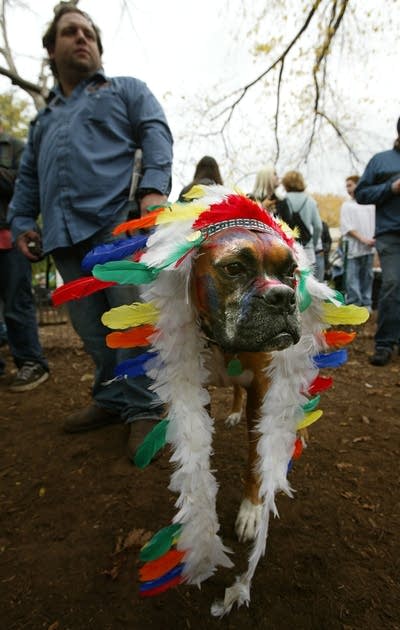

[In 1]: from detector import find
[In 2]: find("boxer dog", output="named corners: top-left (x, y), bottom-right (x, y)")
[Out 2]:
top-left (190, 225), bottom-right (301, 542)
top-left (54, 187), bottom-right (366, 614)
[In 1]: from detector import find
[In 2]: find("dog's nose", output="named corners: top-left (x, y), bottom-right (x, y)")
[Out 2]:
top-left (263, 285), bottom-right (296, 312)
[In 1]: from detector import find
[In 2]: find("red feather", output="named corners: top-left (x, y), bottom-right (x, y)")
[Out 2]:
top-left (51, 277), bottom-right (116, 306)
top-left (307, 375), bottom-right (333, 396)
top-left (193, 194), bottom-right (294, 247)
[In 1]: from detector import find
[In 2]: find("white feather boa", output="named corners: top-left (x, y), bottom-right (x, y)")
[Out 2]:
top-left (137, 193), bottom-right (345, 615)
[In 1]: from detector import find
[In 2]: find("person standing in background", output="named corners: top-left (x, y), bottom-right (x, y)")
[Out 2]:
top-left (250, 163), bottom-right (292, 224)
top-left (0, 122), bottom-right (49, 390)
top-left (178, 155), bottom-right (223, 201)
top-left (281, 170), bottom-right (322, 268)
top-left (340, 175), bottom-right (375, 308)
top-left (8, 6), bottom-right (173, 457)
top-left (355, 117), bottom-right (400, 366)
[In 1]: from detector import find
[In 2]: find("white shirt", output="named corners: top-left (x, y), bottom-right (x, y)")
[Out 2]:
top-left (340, 198), bottom-right (375, 258)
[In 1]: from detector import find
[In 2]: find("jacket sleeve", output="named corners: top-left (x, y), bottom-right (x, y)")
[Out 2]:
top-left (8, 124), bottom-right (41, 238)
top-left (355, 157), bottom-right (394, 205)
top-left (121, 79), bottom-right (173, 196)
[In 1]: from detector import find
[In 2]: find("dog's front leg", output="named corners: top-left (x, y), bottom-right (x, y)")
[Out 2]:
top-left (235, 368), bottom-right (267, 543)
top-left (225, 384), bottom-right (245, 427)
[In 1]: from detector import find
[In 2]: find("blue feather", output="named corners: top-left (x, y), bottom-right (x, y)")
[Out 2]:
top-left (139, 564), bottom-right (184, 592)
top-left (81, 235), bottom-right (149, 272)
top-left (313, 349), bottom-right (348, 369)
top-left (114, 352), bottom-right (158, 378)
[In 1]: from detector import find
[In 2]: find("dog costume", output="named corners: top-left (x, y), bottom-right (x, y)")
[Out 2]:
top-left (53, 185), bottom-right (368, 616)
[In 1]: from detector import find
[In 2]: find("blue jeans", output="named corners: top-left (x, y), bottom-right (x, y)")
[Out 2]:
top-left (345, 254), bottom-right (374, 307)
top-left (0, 246), bottom-right (48, 371)
top-left (374, 232), bottom-right (400, 351)
top-left (52, 223), bottom-right (163, 423)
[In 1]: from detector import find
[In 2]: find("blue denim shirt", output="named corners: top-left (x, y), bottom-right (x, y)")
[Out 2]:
top-left (9, 71), bottom-right (173, 253)
top-left (355, 148), bottom-right (400, 237)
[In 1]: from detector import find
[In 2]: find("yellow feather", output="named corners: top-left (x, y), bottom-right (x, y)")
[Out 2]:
top-left (156, 203), bottom-right (206, 224)
top-left (180, 184), bottom-right (205, 200)
top-left (322, 303), bottom-right (369, 325)
top-left (101, 302), bottom-right (160, 330)
top-left (297, 409), bottom-right (323, 430)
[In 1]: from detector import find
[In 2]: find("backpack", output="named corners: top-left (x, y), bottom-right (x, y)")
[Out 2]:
top-left (287, 198), bottom-right (312, 246)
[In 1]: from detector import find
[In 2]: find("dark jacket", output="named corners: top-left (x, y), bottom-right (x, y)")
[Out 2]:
top-left (0, 132), bottom-right (24, 229)
top-left (355, 148), bottom-right (400, 236)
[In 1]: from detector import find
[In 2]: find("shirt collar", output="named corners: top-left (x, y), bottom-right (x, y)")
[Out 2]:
top-left (46, 68), bottom-right (108, 104)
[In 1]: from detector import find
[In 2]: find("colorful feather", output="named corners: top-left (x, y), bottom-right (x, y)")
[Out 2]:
top-left (192, 194), bottom-right (294, 247)
top-left (139, 549), bottom-right (185, 582)
top-left (323, 302), bottom-right (369, 325)
top-left (139, 523), bottom-right (182, 562)
top-left (307, 375), bottom-right (333, 395)
top-left (296, 269), bottom-right (312, 312)
top-left (112, 208), bottom-right (164, 235)
top-left (114, 352), bottom-right (158, 379)
top-left (101, 302), bottom-right (159, 330)
top-left (313, 349), bottom-right (348, 369)
top-left (297, 409), bottom-right (323, 430)
top-left (292, 437), bottom-right (303, 460)
top-left (324, 330), bottom-right (356, 347)
top-left (81, 235), bottom-right (149, 271)
top-left (302, 395), bottom-right (321, 412)
top-left (106, 324), bottom-right (156, 348)
top-left (93, 260), bottom-right (159, 284)
top-left (133, 418), bottom-right (169, 467)
top-left (139, 564), bottom-right (184, 594)
top-left (51, 276), bottom-right (116, 306)
top-left (139, 574), bottom-right (184, 597)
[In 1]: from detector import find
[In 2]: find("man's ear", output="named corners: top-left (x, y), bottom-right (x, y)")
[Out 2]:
top-left (47, 46), bottom-right (55, 60)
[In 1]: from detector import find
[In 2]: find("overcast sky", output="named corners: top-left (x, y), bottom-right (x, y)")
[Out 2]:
top-left (2, 0), bottom-right (399, 200)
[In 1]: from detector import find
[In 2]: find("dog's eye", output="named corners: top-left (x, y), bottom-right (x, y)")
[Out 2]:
top-left (223, 262), bottom-right (246, 277)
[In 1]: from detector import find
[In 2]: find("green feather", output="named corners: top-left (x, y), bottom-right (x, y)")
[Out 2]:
top-left (160, 236), bottom-right (204, 269)
top-left (133, 418), bottom-right (169, 468)
top-left (302, 395), bottom-right (321, 412)
top-left (297, 269), bottom-right (312, 312)
top-left (93, 260), bottom-right (159, 285)
top-left (227, 358), bottom-right (243, 376)
top-left (139, 523), bottom-right (182, 562)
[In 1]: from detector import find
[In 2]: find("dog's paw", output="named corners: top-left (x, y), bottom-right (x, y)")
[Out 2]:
top-left (225, 411), bottom-right (242, 427)
top-left (235, 498), bottom-right (262, 542)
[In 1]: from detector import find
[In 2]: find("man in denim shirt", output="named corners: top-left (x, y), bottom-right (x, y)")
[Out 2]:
top-left (355, 117), bottom-right (400, 366)
top-left (9, 6), bottom-right (173, 457)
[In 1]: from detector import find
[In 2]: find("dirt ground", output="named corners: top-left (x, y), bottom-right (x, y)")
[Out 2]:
top-left (1, 312), bottom-right (400, 630)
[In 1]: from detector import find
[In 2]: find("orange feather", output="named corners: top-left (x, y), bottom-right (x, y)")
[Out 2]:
top-left (112, 209), bottom-right (164, 235)
top-left (139, 549), bottom-right (185, 582)
top-left (106, 324), bottom-right (156, 348)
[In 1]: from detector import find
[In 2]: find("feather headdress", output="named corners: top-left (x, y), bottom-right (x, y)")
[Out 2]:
top-left (52, 185), bottom-right (369, 614)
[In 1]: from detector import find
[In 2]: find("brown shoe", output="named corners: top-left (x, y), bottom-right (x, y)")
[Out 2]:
top-left (63, 404), bottom-right (121, 433)
top-left (127, 418), bottom-right (163, 461)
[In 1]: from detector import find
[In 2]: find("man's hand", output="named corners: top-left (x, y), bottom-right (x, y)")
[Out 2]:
top-left (391, 178), bottom-right (400, 195)
top-left (139, 193), bottom-right (167, 217)
top-left (16, 230), bottom-right (43, 261)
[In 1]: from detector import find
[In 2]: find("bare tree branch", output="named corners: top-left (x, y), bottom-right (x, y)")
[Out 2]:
top-left (211, 0), bottom-right (323, 130)
top-left (307, 0), bottom-right (349, 157)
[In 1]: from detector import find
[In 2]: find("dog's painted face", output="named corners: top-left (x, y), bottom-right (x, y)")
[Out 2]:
top-left (191, 227), bottom-right (301, 352)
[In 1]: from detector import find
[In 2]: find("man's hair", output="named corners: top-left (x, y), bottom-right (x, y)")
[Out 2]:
top-left (281, 170), bottom-right (306, 192)
top-left (346, 175), bottom-right (360, 185)
top-left (42, 4), bottom-right (103, 79)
